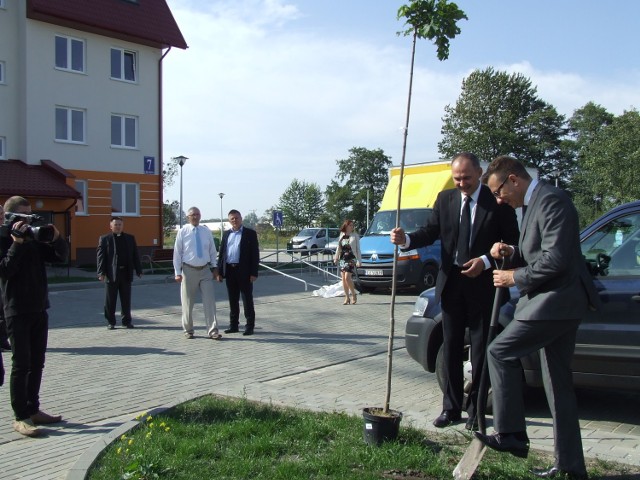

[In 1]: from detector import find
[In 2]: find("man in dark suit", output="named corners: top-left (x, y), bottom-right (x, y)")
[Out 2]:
top-left (391, 152), bottom-right (519, 430)
top-left (216, 210), bottom-right (260, 336)
top-left (477, 156), bottom-right (600, 480)
top-left (97, 216), bottom-right (142, 329)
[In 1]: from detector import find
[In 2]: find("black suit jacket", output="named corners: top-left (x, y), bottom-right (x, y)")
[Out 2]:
top-left (97, 232), bottom-right (142, 283)
top-left (408, 184), bottom-right (519, 303)
top-left (217, 227), bottom-right (260, 279)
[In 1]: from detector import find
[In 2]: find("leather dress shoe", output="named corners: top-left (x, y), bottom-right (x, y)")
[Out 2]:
top-left (473, 431), bottom-right (530, 458)
top-left (31, 410), bottom-right (62, 424)
top-left (432, 410), bottom-right (461, 428)
top-left (465, 416), bottom-right (479, 431)
top-left (242, 328), bottom-right (254, 336)
top-left (107, 324), bottom-right (115, 330)
top-left (224, 327), bottom-right (239, 334)
top-left (124, 323), bottom-right (134, 329)
top-left (532, 467), bottom-right (588, 480)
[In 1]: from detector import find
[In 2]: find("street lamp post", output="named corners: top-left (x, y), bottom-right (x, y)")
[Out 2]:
top-left (218, 193), bottom-right (225, 240)
top-left (173, 156), bottom-right (188, 228)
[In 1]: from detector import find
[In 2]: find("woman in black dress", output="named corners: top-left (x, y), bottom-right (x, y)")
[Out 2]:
top-left (333, 219), bottom-right (362, 304)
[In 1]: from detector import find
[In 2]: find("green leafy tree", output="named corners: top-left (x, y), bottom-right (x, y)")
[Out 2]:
top-left (162, 200), bottom-right (179, 239)
top-left (439, 67), bottom-right (566, 179)
top-left (243, 211), bottom-right (259, 228)
top-left (573, 109), bottom-right (640, 225)
top-left (325, 147), bottom-right (392, 229)
top-left (278, 179), bottom-right (324, 230)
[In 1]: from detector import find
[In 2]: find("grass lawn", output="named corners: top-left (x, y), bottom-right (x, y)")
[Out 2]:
top-left (87, 395), bottom-right (636, 480)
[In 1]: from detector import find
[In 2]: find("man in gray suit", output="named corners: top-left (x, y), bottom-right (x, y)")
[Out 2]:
top-left (476, 156), bottom-right (599, 480)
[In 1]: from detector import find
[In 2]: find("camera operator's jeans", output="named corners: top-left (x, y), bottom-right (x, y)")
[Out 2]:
top-left (5, 311), bottom-right (48, 420)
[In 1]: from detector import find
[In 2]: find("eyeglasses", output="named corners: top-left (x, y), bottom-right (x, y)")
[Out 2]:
top-left (492, 175), bottom-right (510, 198)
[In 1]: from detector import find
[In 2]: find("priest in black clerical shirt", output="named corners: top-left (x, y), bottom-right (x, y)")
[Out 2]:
top-left (97, 216), bottom-right (142, 329)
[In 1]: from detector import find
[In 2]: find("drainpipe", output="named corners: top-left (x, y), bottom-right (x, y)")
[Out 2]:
top-left (158, 46), bottom-right (172, 248)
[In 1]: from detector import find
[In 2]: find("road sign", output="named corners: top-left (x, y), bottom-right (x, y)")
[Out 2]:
top-left (273, 210), bottom-right (283, 227)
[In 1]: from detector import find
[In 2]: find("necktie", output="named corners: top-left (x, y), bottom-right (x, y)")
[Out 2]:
top-left (194, 227), bottom-right (203, 258)
top-left (457, 195), bottom-right (471, 265)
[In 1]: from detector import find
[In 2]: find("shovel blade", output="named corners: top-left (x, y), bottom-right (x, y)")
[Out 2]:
top-left (452, 438), bottom-right (487, 480)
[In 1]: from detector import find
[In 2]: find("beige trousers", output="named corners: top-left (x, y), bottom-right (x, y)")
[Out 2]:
top-left (180, 264), bottom-right (218, 336)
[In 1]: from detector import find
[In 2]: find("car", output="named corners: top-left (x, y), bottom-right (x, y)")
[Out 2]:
top-left (405, 200), bottom-right (640, 403)
top-left (287, 227), bottom-right (340, 255)
top-left (323, 238), bottom-right (340, 255)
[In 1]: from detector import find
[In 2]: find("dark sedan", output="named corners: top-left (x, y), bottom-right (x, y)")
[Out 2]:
top-left (405, 201), bottom-right (640, 400)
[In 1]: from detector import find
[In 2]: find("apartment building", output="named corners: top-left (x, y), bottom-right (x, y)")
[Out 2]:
top-left (0, 0), bottom-right (187, 264)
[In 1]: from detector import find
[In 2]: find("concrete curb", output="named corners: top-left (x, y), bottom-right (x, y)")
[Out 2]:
top-left (65, 405), bottom-right (170, 480)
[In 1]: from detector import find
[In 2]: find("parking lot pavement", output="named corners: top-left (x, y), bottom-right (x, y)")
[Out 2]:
top-left (0, 272), bottom-right (639, 479)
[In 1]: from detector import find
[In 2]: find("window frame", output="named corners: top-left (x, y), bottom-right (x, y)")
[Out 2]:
top-left (75, 179), bottom-right (88, 215)
top-left (112, 182), bottom-right (139, 216)
top-left (55, 106), bottom-right (86, 144)
top-left (110, 113), bottom-right (138, 149)
top-left (110, 47), bottom-right (137, 82)
top-left (54, 34), bottom-right (85, 74)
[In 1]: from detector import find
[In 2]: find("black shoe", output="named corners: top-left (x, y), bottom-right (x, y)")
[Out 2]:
top-left (242, 328), bottom-right (254, 336)
top-left (432, 410), bottom-right (461, 428)
top-left (473, 431), bottom-right (529, 458)
top-left (107, 324), bottom-right (115, 330)
top-left (224, 328), bottom-right (239, 334)
top-left (124, 324), bottom-right (134, 329)
top-left (465, 416), bottom-right (479, 431)
top-left (532, 467), bottom-right (588, 480)
top-left (0, 341), bottom-right (11, 351)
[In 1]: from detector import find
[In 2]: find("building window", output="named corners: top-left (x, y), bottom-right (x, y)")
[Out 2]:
top-left (0, 137), bottom-right (5, 159)
top-left (75, 179), bottom-right (87, 214)
top-left (110, 48), bottom-right (137, 82)
top-left (112, 182), bottom-right (138, 215)
top-left (0, 61), bottom-right (5, 84)
top-left (55, 35), bottom-right (85, 73)
top-left (0, 0), bottom-right (5, 9)
top-left (111, 114), bottom-right (137, 148)
top-left (55, 106), bottom-right (86, 143)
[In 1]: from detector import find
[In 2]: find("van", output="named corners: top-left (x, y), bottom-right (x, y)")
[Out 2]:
top-left (288, 227), bottom-right (340, 255)
top-left (356, 162), bottom-right (453, 292)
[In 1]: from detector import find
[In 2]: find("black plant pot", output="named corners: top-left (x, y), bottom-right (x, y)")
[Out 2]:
top-left (362, 407), bottom-right (403, 445)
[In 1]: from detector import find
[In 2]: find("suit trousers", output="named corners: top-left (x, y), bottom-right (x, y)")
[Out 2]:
top-left (488, 318), bottom-right (585, 474)
top-left (225, 266), bottom-right (255, 329)
top-left (440, 268), bottom-right (491, 418)
top-left (5, 311), bottom-right (48, 420)
top-left (104, 270), bottom-right (133, 325)
top-left (181, 264), bottom-right (218, 336)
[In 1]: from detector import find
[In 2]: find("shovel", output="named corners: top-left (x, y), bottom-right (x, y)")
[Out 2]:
top-left (452, 286), bottom-right (506, 480)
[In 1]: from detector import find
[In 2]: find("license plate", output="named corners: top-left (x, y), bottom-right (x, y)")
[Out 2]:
top-left (364, 269), bottom-right (383, 276)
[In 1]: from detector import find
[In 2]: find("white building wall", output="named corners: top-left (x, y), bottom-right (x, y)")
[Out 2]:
top-left (0, 0), bottom-right (22, 160)
top-left (15, 11), bottom-right (161, 174)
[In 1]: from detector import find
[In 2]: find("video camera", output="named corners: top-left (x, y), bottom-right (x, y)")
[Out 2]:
top-left (0, 212), bottom-right (56, 243)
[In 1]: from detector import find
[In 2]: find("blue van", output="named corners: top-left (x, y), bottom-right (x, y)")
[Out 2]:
top-left (356, 208), bottom-right (441, 292)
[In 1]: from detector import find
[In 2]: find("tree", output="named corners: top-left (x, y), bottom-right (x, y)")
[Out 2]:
top-left (162, 200), bottom-right (179, 239)
top-left (439, 67), bottom-right (566, 178)
top-left (162, 157), bottom-right (181, 234)
top-left (364, 0), bottom-right (467, 417)
top-left (278, 179), bottom-right (324, 230)
top-left (325, 147), bottom-right (392, 228)
top-left (243, 211), bottom-right (259, 228)
top-left (573, 109), bottom-right (640, 225)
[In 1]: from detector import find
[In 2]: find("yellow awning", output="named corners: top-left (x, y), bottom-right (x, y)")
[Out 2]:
top-left (379, 162), bottom-right (453, 211)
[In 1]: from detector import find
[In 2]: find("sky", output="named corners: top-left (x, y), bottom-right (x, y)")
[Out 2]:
top-left (162, 0), bottom-right (640, 221)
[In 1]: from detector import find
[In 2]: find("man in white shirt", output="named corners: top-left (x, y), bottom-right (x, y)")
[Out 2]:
top-left (173, 207), bottom-right (221, 340)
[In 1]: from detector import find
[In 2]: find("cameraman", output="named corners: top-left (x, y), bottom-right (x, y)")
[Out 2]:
top-left (0, 196), bottom-right (68, 437)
